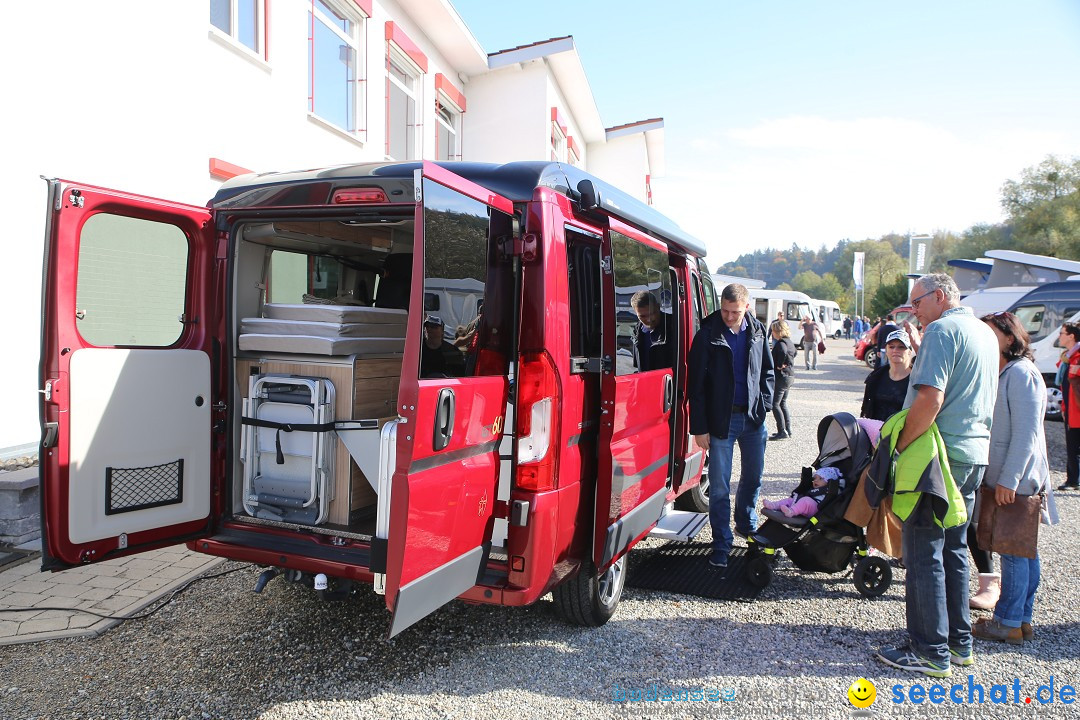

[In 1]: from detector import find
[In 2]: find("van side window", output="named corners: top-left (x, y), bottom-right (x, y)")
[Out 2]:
top-left (75, 213), bottom-right (188, 347)
top-left (786, 303), bottom-right (802, 321)
top-left (566, 230), bottom-right (602, 360)
top-left (690, 273), bottom-right (704, 336)
top-left (698, 259), bottom-right (717, 315)
top-left (1014, 305), bottom-right (1046, 341)
top-left (611, 230), bottom-right (671, 376)
top-left (421, 179), bottom-right (514, 378)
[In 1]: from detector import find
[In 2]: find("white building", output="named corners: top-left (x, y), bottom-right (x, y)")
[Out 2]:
top-left (2, 1), bottom-right (669, 455)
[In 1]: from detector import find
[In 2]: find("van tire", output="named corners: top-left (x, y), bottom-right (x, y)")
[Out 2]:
top-left (675, 475), bottom-right (710, 513)
top-left (552, 556), bottom-right (625, 627)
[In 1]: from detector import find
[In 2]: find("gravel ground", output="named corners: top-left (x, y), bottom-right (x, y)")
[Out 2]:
top-left (3, 352), bottom-right (1079, 719)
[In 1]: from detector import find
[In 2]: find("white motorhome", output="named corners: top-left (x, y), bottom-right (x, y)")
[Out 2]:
top-left (747, 289), bottom-right (814, 346)
top-left (811, 299), bottom-right (843, 339)
top-left (960, 250), bottom-right (1080, 316)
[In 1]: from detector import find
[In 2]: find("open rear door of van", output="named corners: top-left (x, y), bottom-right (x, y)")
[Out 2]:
top-left (384, 163), bottom-right (516, 637)
top-left (39, 179), bottom-right (217, 569)
top-left (593, 218), bottom-right (673, 571)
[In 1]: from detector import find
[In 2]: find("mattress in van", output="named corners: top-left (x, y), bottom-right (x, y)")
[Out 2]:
top-left (240, 317), bottom-right (407, 339)
top-left (263, 303), bottom-right (408, 325)
top-left (238, 334), bottom-right (406, 356)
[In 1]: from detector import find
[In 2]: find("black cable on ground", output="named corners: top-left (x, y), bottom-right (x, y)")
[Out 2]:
top-left (0, 563), bottom-right (253, 623)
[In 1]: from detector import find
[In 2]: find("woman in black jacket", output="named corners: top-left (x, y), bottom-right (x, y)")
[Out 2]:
top-left (770, 322), bottom-right (796, 439)
top-left (860, 329), bottom-right (913, 422)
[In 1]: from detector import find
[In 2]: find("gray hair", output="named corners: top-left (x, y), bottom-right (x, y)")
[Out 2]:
top-left (916, 273), bottom-right (960, 304)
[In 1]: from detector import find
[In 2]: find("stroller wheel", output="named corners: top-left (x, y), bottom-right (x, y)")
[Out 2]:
top-left (746, 555), bottom-right (773, 588)
top-left (854, 556), bottom-right (892, 598)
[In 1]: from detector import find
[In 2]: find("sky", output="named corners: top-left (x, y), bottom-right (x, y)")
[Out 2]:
top-left (451, 0), bottom-right (1080, 266)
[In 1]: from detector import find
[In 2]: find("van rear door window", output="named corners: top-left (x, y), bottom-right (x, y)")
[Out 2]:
top-left (75, 213), bottom-right (189, 347)
top-left (421, 179), bottom-right (514, 378)
top-left (611, 230), bottom-right (671, 376)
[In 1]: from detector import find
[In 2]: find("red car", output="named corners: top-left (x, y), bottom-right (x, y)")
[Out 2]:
top-left (854, 330), bottom-right (879, 368)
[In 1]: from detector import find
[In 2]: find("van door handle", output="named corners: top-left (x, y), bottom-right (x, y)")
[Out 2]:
top-left (663, 374), bottom-right (674, 413)
top-left (433, 388), bottom-right (455, 451)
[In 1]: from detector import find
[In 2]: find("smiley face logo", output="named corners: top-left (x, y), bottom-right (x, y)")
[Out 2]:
top-left (847, 678), bottom-right (876, 708)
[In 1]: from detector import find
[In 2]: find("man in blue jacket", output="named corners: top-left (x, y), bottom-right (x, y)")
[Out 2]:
top-left (689, 283), bottom-right (775, 569)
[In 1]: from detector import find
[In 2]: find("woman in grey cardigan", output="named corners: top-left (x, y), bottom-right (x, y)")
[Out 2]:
top-left (974, 312), bottom-right (1059, 645)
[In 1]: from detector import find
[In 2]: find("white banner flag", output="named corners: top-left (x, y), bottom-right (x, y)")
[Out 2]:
top-left (853, 252), bottom-right (865, 290)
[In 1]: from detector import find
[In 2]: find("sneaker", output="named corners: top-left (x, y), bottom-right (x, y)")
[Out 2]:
top-left (949, 647), bottom-right (975, 667)
top-left (769, 432), bottom-right (790, 440)
top-left (708, 553), bottom-right (728, 569)
top-left (876, 646), bottom-right (952, 678)
top-left (1057, 482), bottom-right (1079, 491)
top-left (733, 527), bottom-right (751, 540)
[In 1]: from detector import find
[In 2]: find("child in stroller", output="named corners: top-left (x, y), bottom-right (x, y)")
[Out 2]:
top-left (744, 412), bottom-right (893, 597)
top-left (763, 467), bottom-right (845, 518)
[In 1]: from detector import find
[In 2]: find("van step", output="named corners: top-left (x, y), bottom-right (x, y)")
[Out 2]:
top-left (648, 510), bottom-right (708, 542)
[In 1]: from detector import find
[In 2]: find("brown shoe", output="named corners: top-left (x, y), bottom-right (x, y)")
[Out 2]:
top-left (973, 617), bottom-right (1023, 646)
top-left (1022, 622), bottom-right (1034, 642)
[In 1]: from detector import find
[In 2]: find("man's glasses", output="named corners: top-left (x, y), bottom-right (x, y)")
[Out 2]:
top-left (910, 289), bottom-right (938, 309)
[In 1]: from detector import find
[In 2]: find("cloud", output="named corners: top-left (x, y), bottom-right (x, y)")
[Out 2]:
top-left (653, 116), bottom-right (1079, 266)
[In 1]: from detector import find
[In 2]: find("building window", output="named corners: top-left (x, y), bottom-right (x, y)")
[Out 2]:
top-left (308, 0), bottom-right (367, 135)
top-left (386, 48), bottom-right (422, 159)
top-left (210, 0), bottom-right (265, 55)
top-left (436, 102), bottom-right (461, 161)
top-left (434, 74), bottom-right (465, 162)
top-left (551, 120), bottom-right (566, 162)
top-left (567, 137), bottom-right (580, 167)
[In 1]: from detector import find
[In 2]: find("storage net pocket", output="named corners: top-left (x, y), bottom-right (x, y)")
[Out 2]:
top-left (105, 459), bottom-right (184, 515)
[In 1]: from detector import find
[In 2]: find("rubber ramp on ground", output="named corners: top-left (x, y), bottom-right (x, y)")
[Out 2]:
top-left (627, 543), bottom-right (764, 602)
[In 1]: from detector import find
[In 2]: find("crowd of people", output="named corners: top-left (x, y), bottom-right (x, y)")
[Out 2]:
top-left (688, 274), bottom-right (1065, 678)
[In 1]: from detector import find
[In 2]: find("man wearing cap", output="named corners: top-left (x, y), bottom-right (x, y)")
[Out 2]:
top-left (860, 329), bottom-right (914, 423)
top-left (420, 315), bottom-right (465, 378)
top-left (875, 273), bottom-right (998, 678)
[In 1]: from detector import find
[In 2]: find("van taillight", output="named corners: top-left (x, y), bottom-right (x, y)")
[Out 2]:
top-left (515, 351), bottom-right (560, 492)
top-left (332, 187), bottom-right (388, 204)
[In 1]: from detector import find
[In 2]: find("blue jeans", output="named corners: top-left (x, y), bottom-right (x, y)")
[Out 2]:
top-left (996, 552), bottom-right (1041, 627)
top-left (708, 412), bottom-right (767, 559)
top-left (902, 461), bottom-right (984, 664)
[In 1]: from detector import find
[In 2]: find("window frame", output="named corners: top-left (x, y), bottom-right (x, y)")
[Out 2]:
top-left (210, 0), bottom-right (268, 59)
top-left (307, 0), bottom-right (368, 138)
top-left (386, 45), bottom-right (424, 160)
top-left (435, 96), bottom-right (462, 161)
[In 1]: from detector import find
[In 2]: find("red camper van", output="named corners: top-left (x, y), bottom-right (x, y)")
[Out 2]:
top-left (38, 161), bottom-right (717, 636)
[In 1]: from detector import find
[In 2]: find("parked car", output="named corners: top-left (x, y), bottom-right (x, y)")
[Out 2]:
top-left (854, 331), bottom-right (878, 368)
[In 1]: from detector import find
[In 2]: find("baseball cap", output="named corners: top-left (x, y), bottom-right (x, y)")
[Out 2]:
top-left (424, 315), bottom-right (444, 328)
top-left (885, 329), bottom-right (911, 349)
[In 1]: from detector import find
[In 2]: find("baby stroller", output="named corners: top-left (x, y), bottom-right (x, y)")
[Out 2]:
top-left (744, 412), bottom-right (893, 597)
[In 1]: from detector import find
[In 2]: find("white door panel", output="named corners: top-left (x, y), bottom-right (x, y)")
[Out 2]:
top-left (68, 348), bottom-right (211, 543)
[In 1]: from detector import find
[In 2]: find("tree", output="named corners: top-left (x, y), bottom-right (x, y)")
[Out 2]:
top-left (1001, 155), bottom-right (1080, 219)
top-left (871, 273), bottom-right (909, 318)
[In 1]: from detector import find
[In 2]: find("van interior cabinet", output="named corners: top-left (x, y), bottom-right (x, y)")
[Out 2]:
top-left (235, 355), bottom-right (401, 526)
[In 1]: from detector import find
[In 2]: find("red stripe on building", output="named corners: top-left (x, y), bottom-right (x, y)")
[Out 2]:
top-left (350, 0), bottom-right (372, 16)
top-left (435, 73), bottom-right (466, 112)
top-left (209, 158), bottom-right (253, 180)
top-left (385, 21), bottom-right (428, 72)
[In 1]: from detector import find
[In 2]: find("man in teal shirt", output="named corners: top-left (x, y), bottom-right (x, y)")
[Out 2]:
top-left (876, 273), bottom-right (998, 678)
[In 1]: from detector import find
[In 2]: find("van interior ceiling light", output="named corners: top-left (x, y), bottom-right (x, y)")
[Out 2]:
top-left (332, 187), bottom-right (389, 204)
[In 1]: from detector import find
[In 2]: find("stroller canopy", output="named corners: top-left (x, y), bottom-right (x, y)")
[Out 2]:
top-left (814, 412), bottom-right (874, 481)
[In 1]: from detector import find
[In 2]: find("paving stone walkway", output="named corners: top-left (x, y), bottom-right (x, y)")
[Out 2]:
top-left (0, 545), bottom-right (223, 645)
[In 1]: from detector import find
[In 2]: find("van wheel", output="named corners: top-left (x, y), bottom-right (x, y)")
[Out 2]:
top-left (675, 474), bottom-right (709, 513)
top-left (552, 557), bottom-right (626, 627)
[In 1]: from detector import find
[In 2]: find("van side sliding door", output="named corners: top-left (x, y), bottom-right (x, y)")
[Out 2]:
top-left (594, 219), bottom-right (673, 570)
top-left (384, 163), bottom-right (515, 637)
